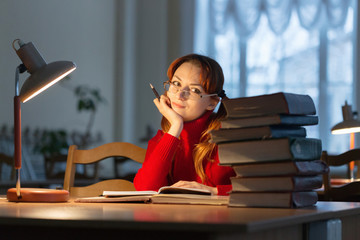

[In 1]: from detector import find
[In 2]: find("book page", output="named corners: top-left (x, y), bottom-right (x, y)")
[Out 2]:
top-left (74, 195), bottom-right (152, 203)
top-left (158, 186), bottom-right (211, 195)
top-left (150, 194), bottom-right (228, 205)
top-left (103, 186), bottom-right (212, 197)
top-left (103, 190), bottom-right (157, 197)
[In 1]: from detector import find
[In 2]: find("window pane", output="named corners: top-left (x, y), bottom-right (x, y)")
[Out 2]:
top-left (247, 11), bottom-right (319, 97)
top-left (213, 21), bottom-right (241, 97)
top-left (246, 10), bottom-right (320, 139)
top-left (195, 0), bottom-right (355, 153)
top-left (327, 7), bottom-right (354, 153)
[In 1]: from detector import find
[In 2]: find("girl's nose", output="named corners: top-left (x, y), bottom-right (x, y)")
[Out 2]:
top-left (176, 89), bottom-right (187, 100)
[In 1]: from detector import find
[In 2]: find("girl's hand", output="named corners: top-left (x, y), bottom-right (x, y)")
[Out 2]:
top-left (153, 95), bottom-right (183, 138)
top-left (170, 180), bottom-right (218, 195)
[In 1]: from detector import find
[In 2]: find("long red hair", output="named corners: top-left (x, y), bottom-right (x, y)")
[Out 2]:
top-left (161, 54), bottom-right (228, 182)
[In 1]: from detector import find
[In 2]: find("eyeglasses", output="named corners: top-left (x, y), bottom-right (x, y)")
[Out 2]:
top-left (163, 81), bottom-right (218, 100)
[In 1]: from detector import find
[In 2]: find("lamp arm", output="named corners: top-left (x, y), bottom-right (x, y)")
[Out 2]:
top-left (14, 64), bottom-right (24, 170)
top-left (14, 96), bottom-right (21, 170)
top-left (15, 64), bottom-right (27, 96)
top-left (15, 66), bottom-right (19, 96)
top-left (14, 65), bottom-right (24, 198)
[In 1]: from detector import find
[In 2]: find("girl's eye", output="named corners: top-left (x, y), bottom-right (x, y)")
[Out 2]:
top-left (172, 81), bottom-right (181, 87)
top-left (190, 88), bottom-right (202, 95)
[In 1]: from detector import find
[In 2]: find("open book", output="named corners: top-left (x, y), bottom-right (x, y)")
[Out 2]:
top-left (75, 186), bottom-right (228, 205)
top-left (103, 186), bottom-right (212, 197)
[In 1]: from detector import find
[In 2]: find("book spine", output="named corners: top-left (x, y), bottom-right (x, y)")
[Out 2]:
top-left (292, 191), bottom-right (318, 208)
top-left (270, 126), bottom-right (307, 138)
top-left (290, 138), bottom-right (322, 160)
top-left (223, 92), bottom-right (316, 118)
top-left (228, 191), bottom-right (318, 208)
top-left (218, 137), bottom-right (322, 164)
top-left (284, 93), bottom-right (316, 116)
top-left (230, 175), bottom-right (323, 192)
top-left (292, 175), bottom-right (323, 191)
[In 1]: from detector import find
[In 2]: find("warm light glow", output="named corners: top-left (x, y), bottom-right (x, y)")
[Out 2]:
top-left (350, 133), bottom-right (355, 149)
top-left (22, 67), bottom-right (76, 103)
top-left (349, 132), bottom-right (355, 179)
top-left (331, 127), bottom-right (360, 135)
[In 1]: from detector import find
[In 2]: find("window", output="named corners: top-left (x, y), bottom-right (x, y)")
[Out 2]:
top-left (195, 0), bottom-right (356, 153)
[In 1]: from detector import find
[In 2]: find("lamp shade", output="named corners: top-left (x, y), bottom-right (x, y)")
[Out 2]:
top-left (331, 101), bottom-right (360, 134)
top-left (13, 39), bottom-right (76, 102)
top-left (19, 61), bottom-right (76, 102)
top-left (331, 120), bottom-right (360, 134)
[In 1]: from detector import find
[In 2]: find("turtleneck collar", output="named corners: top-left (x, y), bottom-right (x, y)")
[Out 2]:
top-left (181, 110), bottom-right (213, 141)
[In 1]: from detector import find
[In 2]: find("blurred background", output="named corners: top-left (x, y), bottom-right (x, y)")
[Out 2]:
top-left (0, 0), bottom-right (358, 185)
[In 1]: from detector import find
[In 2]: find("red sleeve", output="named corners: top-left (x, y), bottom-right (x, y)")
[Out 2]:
top-left (133, 130), bottom-right (180, 191)
top-left (217, 185), bottom-right (232, 196)
top-left (205, 148), bottom-right (235, 196)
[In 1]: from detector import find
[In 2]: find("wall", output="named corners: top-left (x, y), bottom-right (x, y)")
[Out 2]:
top-left (0, 0), bottom-right (195, 178)
top-left (114, 0), bottom-right (195, 148)
top-left (0, 0), bottom-right (116, 142)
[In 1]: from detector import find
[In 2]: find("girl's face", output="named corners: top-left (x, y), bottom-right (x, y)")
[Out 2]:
top-left (167, 62), bottom-right (218, 122)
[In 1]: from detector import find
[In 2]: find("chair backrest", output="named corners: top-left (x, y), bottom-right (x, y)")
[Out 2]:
top-left (321, 149), bottom-right (360, 201)
top-left (63, 142), bottom-right (146, 197)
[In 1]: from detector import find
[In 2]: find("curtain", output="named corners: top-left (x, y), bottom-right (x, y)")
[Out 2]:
top-left (209, 0), bottom-right (351, 37)
top-left (199, 0), bottom-right (355, 152)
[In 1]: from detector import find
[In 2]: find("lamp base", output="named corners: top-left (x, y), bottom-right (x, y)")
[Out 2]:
top-left (7, 188), bottom-right (69, 202)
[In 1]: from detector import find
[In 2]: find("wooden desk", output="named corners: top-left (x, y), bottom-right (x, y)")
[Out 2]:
top-left (0, 198), bottom-right (359, 240)
top-left (0, 179), bottom-right (97, 195)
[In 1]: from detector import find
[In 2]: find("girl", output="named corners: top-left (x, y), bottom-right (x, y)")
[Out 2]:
top-left (133, 54), bottom-right (235, 195)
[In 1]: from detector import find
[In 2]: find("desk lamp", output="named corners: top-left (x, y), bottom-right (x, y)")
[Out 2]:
top-left (6, 39), bottom-right (76, 202)
top-left (331, 101), bottom-right (360, 180)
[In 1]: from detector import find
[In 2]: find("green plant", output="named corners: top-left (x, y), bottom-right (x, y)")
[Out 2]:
top-left (33, 130), bottom-right (69, 158)
top-left (33, 78), bottom-right (106, 157)
top-left (74, 84), bottom-right (106, 147)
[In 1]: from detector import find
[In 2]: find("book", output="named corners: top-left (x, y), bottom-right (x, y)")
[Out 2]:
top-left (210, 126), bottom-right (306, 143)
top-left (231, 160), bottom-right (328, 177)
top-left (74, 186), bottom-right (226, 205)
top-left (149, 194), bottom-right (229, 205)
top-left (74, 195), bottom-right (152, 203)
top-left (102, 186), bottom-right (211, 197)
top-left (228, 191), bottom-right (318, 208)
top-left (220, 114), bottom-right (318, 129)
top-left (74, 193), bottom-right (228, 206)
top-left (218, 137), bottom-right (322, 165)
top-left (230, 175), bottom-right (323, 192)
top-left (222, 92), bottom-right (316, 118)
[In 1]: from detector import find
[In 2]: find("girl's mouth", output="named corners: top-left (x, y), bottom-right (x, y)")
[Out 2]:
top-left (172, 102), bottom-right (185, 108)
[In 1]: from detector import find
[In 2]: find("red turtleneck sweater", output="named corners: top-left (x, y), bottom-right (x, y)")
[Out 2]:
top-left (133, 111), bottom-right (235, 195)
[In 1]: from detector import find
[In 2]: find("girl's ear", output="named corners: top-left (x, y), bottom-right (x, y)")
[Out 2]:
top-left (206, 97), bottom-right (220, 110)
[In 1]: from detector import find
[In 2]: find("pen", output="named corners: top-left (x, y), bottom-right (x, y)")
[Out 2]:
top-left (149, 83), bottom-right (160, 100)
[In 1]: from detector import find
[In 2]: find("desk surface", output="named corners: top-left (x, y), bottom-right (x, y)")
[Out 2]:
top-left (0, 197), bottom-right (360, 234)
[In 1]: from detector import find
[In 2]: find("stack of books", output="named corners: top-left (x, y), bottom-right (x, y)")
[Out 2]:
top-left (211, 92), bottom-right (328, 208)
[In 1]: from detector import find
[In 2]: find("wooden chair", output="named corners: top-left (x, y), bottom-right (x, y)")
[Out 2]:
top-left (321, 149), bottom-right (360, 201)
top-left (63, 142), bottom-right (146, 197)
top-left (45, 154), bottom-right (99, 180)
